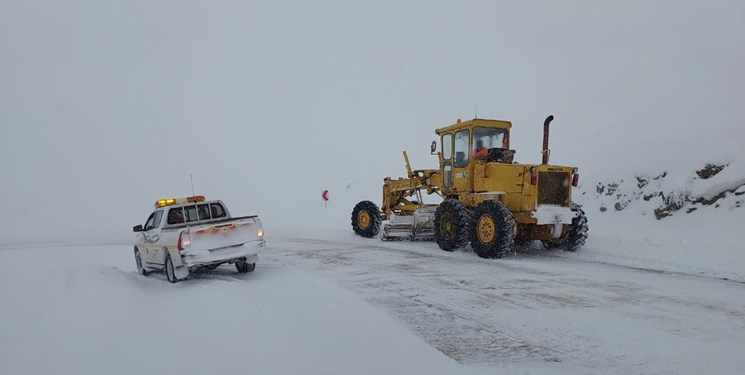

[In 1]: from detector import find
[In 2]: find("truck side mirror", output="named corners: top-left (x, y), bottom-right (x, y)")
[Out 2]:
top-left (132, 225), bottom-right (143, 232)
top-left (430, 141), bottom-right (437, 154)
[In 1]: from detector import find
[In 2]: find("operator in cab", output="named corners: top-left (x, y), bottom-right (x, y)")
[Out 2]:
top-left (473, 139), bottom-right (488, 159)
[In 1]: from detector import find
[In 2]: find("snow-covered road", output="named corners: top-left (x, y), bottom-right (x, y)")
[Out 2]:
top-left (269, 232), bottom-right (745, 375)
top-left (1, 232), bottom-right (743, 375)
top-left (0, 243), bottom-right (480, 375)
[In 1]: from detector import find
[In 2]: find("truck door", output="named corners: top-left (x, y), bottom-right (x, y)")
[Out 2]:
top-left (451, 129), bottom-right (470, 192)
top-left (142, 210), bottom-right (163, 264)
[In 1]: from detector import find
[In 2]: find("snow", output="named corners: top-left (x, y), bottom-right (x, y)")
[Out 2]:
top-left (0, 243), bottom-right (485, 375)
top-left (530, 205), bottom-right (576, 226)
top-left (1, 1), bottom-right (744, 374)
top-left (4, 200), bottom-right (744, 375)
top-left (264, 229), bottom-right (745, 375)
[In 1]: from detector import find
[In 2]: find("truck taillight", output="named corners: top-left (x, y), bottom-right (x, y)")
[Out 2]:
top-left (530, 167), bottom-right (537, 185)
top-left (572, 173), bottom-right (579, 187)
top-left (178, 231), bottom-right (191, 251)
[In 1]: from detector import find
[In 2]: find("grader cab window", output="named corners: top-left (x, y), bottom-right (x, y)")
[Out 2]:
top-left (473, 127), bottom-right (509, 160)
top-left (454, 130), bottom-right (469, 168)
top-left (442, 134), bottom-right (452, 160)
top-left (442, 133), bottom-right (453, 188)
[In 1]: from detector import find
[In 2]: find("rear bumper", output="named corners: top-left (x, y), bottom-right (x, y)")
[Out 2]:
top-left (180, 240), bottom-right (265, 267)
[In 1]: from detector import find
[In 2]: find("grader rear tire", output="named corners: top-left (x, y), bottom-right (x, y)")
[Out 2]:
top-left (351, 201), bottom-right (382, 238)
top-left (542, 203), bottom-right (589, 252)
top-left (470, 200), bottom-right (515, 259)
top-left (564, 203), bottom-right (589, 252)
top-left (434, 199), bottom-right (471, 251)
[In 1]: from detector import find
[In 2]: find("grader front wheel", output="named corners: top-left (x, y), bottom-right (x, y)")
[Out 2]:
top-left (434, 199), bottom-right (471, 251)
top-left (351, 201), bottom-right (382, 238)
top-left (470, 200), bottom-right (515, 259)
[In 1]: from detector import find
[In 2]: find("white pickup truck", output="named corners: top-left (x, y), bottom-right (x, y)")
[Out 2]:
top-left (132, 196), bottom-right (265, 283)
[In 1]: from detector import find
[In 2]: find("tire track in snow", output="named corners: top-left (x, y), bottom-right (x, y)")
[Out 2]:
top-left (272, 236), bottom-right (745, 372)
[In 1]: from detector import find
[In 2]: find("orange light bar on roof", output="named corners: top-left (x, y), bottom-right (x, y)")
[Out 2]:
top-left (154, 196), bottom-right (207, 208)
top-left (155, 198), bottom-right (177, 207)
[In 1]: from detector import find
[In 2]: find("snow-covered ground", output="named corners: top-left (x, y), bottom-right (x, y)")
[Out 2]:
top-left (0, 243), bottom-right (486, 375)
top-left (266, 228), bottom-right (745, 375)
top-left (2, 214), bottom-right (744, 375)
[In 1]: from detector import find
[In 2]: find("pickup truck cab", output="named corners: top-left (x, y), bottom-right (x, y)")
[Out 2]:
top-left (132, 195), bottom-right (265, 283)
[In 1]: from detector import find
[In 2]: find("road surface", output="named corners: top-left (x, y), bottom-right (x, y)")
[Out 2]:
top-left (268, 233), bottom-right (745, 375)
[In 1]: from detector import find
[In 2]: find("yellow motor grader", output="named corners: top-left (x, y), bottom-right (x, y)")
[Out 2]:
top-left (351, 116), bottom-right (588, 258)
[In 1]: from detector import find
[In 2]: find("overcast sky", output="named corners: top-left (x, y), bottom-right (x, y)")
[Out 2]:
top-left (1, 0), bottom-right (743, 239)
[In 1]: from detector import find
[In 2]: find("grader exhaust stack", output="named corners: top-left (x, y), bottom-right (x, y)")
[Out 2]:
top-left (542, 115), bottom-right (554, 165)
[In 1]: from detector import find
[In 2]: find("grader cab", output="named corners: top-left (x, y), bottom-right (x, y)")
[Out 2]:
top-left (351, 115), bottom-right (588, 259)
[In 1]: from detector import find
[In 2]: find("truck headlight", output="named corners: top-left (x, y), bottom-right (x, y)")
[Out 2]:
top-left (257, 228), bottom-right (264, 237)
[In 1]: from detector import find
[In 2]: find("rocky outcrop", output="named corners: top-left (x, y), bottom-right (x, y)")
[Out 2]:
top-left (587, 163), bottom-right (744, 220)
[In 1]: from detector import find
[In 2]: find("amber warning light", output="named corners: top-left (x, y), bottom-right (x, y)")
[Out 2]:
top-left (155, 195), bottom-right (206, 208)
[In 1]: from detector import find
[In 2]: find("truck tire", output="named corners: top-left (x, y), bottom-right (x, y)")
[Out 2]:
top-left (542, 203), bottom-right (589, 252)
top-left (165, 254), bottom-right (179, 283)
top-left (351, 201), bottom-right (382, 238)
top-left (434, 199), bottom-right (471, 251)
top-left (134, 248), bottom-right (149, 276)
top-left (470, 200), bottom-right (515, 258)
top-left (236, 258), bottom-right (256, 273)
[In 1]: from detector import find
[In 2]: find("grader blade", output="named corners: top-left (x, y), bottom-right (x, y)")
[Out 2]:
top-left (381, 207), bottom-right (436, 241)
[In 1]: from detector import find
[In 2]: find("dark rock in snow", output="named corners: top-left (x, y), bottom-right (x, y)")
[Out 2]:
top-left (605, 183), bottom-right (619, 196)
top-left (654, 208), bottom-right (670, 219)
top-left (643, 192), bottom-right (660, 201)
top-left (654, 190), bottom-right (690, 219)
top-left (637, 176), bottom-right (649, 189)
top-left (695, 164), bottom-right (726, 179)
top-left (653, 171), bottom-right (667, 180)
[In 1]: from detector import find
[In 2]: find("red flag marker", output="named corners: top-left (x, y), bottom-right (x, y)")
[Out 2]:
top-left (322, 190), bottom-right (330, 207)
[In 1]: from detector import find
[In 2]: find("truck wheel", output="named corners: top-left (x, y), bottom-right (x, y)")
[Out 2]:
top-left (434, 199), bottom-right (471, 251)
top-left (134, 248), bottom-right (149, 276)
top-left (351, 201), bottom-right (382, 238)
top-left (470, 200), bottom-right (515, 258)
top-left (165, 254), bottom-right (179, 283)
top-left (236, 258), bottom-right (256, 273)
top-left (542, 203), bottom-right (589, 252)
